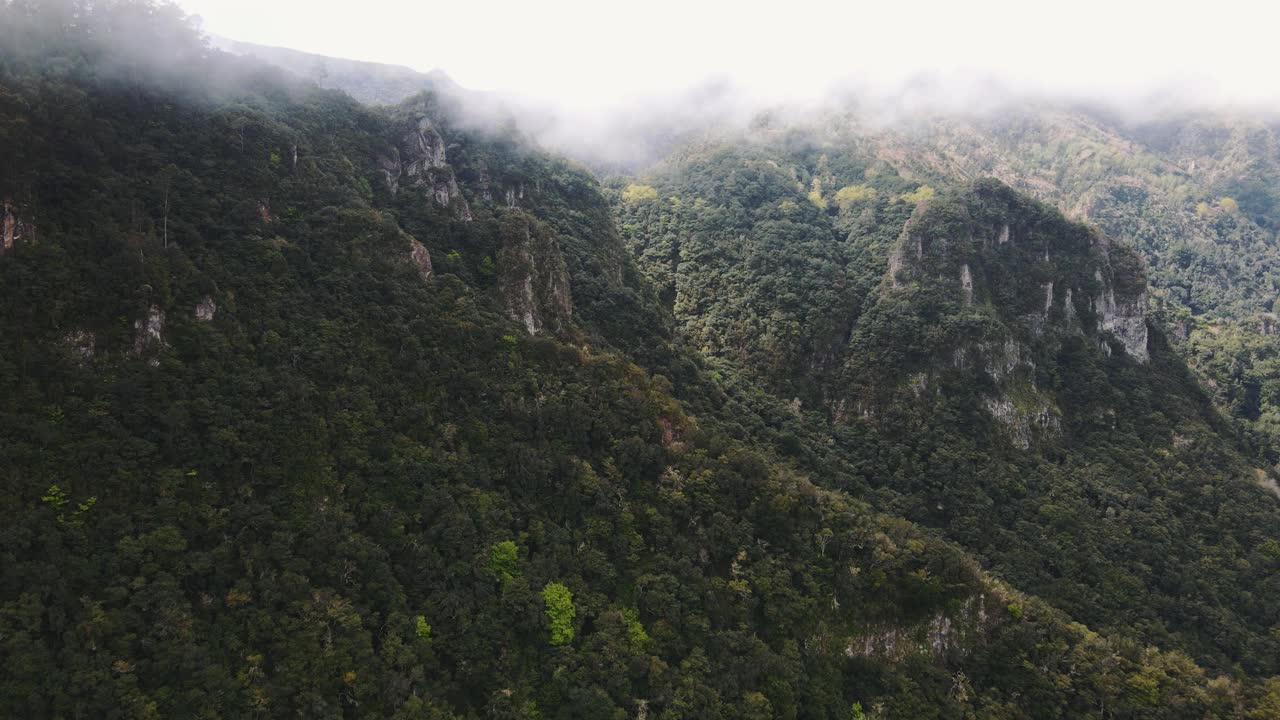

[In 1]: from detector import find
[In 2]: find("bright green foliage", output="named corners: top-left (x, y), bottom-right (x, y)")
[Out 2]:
top-left (40, 484), bottom-right (68, 512)
top-left (620, 607), bottom-right (648, 647)
top-left (851, 702), bottom-right (865, 720)
top-left (542, 582), bottom-right (575, 646)
top-left (835, 183), bottom-right (876, 207)
top-left (1219, 196), bottom-right (1240, 213)
top-left (1251, 678), bottom-right (1280, 719)
top-left (621, 184), bottom-right (658, 203)
top-left (899, 184), bottom-right (936, 203)
top-left (414, 615), bottom-right (431, 641)
top-left (489, 540), bottom-right (519, 582)
top-left (807, 178), bottom-right (828, 209)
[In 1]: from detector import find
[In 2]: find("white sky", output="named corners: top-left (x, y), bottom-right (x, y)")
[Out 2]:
top-left (175, 0), bottom-right (1280, 110)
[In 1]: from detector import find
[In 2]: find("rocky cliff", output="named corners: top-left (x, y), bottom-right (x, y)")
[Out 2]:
top-left (854, 178), bottom-right (1151, 447)
top-left (1, 199), bottom-right (33, 253)
top-left (380, 114), bottom-right (473, 221)
top-left (496, 214), bottom-right (573, 336)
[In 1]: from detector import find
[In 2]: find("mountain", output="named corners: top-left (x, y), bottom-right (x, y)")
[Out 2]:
top-left (3, 1), bottom-right (1280, 718)
top-left (211, 38), bottom-right (442, 107)
top-left (616, 135), bottom-right (1280, 676)
top-left (835, 106), bottom-right (1280, 451)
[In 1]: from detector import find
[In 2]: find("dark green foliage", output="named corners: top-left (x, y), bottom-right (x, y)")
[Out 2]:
top-left (1, 3), bottom-right (1278, 718)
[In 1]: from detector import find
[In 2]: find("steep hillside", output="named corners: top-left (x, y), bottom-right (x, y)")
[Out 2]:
top-left (617, 138), bottom-right (1280, 677)
top-left (214, 46), bottom-right (1280, 456)
top-left (4, 2), bottom-right (1280, 718)
top-left (853, 108), bottom-right (1280, 451)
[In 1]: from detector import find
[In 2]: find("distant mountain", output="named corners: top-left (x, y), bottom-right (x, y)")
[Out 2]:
top-left (211, 37), bottom-right (442, 106)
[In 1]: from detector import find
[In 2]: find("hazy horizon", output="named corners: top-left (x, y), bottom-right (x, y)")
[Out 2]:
top-left (177, 0), bottom-right (1280, 115)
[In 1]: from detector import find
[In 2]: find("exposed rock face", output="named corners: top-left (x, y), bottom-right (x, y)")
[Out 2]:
top-left (408, 236), bottom-right (433, 281)
top-left (504, 184), bottom-right (524, 209)
top-left (985, 396), bottom-right (1061, 450)
top-left (377, 148), bottom-right (403, 192)
top-left (380, 115), bottom-right (473, 221)
top-left (63, 330), bottom-right (95, 362)
top-left (133, 305), bottom-right (165, 357)
top-left (845, 593), bottom-right (994, 661)
top-left (1063, 288), bottom-right (1077, 324)
top-left (863, 179), bottom-right (1148, 448)
top-left (2, 200), bottom-right (32, 253)
top-left (402, 117), bottom-right (448, 175)
top-left (1097, 290), bottom-right (1148, 361)
top-left (2, 203), bottom-right (14, 253)
top-left (1094, 270), bottom-right (1149, 362)
top-left (954, 338), bottom-right (1061, 448)
top-left (887, 244), bottom-right (905, 289)
top-left (496, 216), bottom-right (572, 336)
top-left (195, 296), bottom-right (217, 322)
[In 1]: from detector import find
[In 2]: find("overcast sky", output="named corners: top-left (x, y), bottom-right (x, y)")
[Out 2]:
top-left (174, 0), bottom-right (1279, 111)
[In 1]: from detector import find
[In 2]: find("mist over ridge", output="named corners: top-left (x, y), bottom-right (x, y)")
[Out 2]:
top-left (9, 2), bottom-right (1280, 718)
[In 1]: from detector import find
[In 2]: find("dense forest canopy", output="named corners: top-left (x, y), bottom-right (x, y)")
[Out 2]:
top-left (3, 2), bottom-right (1280, 719)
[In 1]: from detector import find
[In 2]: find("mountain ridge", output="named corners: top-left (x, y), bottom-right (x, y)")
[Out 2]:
top-left (3, 2), bottom-right (1280, 717)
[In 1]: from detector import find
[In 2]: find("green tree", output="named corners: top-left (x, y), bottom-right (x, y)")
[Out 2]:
top-left (899, 185), bottom-right (936, 204)
top-left (835, 184), bottom-right (875, 208)
top-left (542, 582), bottom-right (575, 646)
top-left (621, 184), bottom-right (658, 203)
top-left (489, 540), bottom-right (519, 582)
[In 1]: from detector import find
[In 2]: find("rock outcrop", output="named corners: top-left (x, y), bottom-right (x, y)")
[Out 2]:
top-left (63, 330), bottom-right (95, 362)
top-left (845, 593), bottom-right (996, 662)
top-left (2, 200), bottom-right (32, 253)
top-left (133, 305), bottom-right (166, 360)
top-left (407, 236), bottom-right (433, 282)
top-left (861, 179), bottom-right (1151, 447)
top-left (195, 296), bottom-right (217, 322)
top-left (380, 115), bottom-right (473, 221)
top-left (1094, 270), bottom-right (1149, 362)
top-left (496, 215), bottom-right (572, 336)
top-left (2, 203), bottom-right (14, 253)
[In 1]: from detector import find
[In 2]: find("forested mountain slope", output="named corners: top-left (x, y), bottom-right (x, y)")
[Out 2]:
top-left (615, 132), bottom-right (1280, 679)
top-left (3, 2), bottom-right (1280, 719)
top-left (848, 108), bottom-right (1280, 450)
